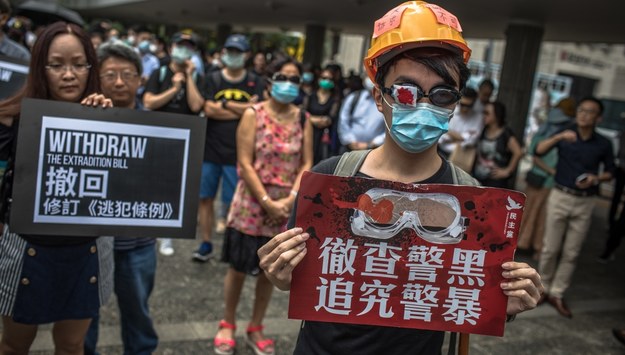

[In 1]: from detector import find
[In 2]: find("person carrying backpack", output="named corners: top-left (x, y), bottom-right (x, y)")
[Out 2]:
top-left (258, 2), bottom-right (543, 354)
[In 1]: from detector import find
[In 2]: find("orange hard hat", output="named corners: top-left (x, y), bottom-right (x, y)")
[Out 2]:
top-left (364, 1), bottom-right (471, 83)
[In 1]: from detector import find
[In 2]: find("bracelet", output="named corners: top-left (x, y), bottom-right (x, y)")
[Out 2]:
top-left (290, 190), bottom-right (298, 197)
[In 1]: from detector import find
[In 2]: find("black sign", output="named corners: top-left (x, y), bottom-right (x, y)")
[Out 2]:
top-left (10, 98), bottom-right (206, 238)
top-left (0, 55), bottom-right (29, 100)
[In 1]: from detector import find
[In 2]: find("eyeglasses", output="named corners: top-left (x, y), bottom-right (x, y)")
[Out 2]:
top-left (577, 107), bottom-right (599, 115)
top-left (382, 84), bottom-right (461, 108)
top-left (45, 63), bottom-right (91, 75)
top-left (271, 73), bottom-right (301, 85)
top-left (100, 70), bottom-right (140, 83)
top-left (351, 188), bottom-right (467, 244)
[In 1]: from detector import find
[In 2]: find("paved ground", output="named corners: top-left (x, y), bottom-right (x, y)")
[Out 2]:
top-left (8, 165), bottom-right (625, 354)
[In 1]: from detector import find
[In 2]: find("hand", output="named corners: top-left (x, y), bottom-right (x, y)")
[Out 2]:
top-left (258, 227), bottom-right (309, 290)
top-left (249, 95), bottom-right (259, 104)
top-left (319, 116), bottom-right (332, 128)
top-left (184, 59), bottom-right (196, 76)
top-left (264, 199), bottom-right (290, 220)
top-left (81, 93), bottom-right (113, 108)
top-left (575, 174), bottom-right (598, 189)
top-left (501, 261), bottom-right (544, 316)
top-left (557, 130), bottom-right (577, 143)
top-left (172, 72), bottom-right (186, 89)
top-left (490, 167), bottom-right (511, 179)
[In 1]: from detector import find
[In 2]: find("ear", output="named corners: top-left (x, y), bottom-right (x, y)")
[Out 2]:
top-left (372, 85), bottom-right (384, 113)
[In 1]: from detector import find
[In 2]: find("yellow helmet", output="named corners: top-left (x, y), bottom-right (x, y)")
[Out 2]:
top-left (364, 1), bottom-right (471, 82)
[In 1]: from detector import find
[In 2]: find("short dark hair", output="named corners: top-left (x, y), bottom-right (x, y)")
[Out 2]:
top-left (487, 101), bottom-right (507, 127)
top-left (97, 41), bottom-right (143, 74)
top-left (479, 79), bottom-right (495, 91)
top-left (578, 96), bottom-right (604, 115)
top-left (268, 57), bottom-right (303, 77)
top-left (461, 87), bottom-right (478, 100)
top-left (375, 48), bottom-right (470, 91)
top-left (0, 0), bottom-right (11, 15)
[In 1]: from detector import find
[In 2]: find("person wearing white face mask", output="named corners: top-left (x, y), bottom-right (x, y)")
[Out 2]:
top-left (195, 34), bottom-right (265, 262)
top-left (143, 31), bottom-right (206, 257)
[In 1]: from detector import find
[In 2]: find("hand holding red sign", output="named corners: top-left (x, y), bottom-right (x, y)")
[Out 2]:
top-left (259, 171), bottom-right (543, 337)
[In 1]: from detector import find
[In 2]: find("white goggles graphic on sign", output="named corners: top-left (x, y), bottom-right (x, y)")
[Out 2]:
top-left (350, 188), bottom-right (467, 244)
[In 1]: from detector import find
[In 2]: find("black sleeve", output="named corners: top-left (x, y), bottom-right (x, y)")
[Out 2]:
top-left (143, 68), bottom-right (161, 95)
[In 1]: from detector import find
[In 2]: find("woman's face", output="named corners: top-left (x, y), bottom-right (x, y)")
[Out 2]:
top-left (45, 34), bottom-right (89, 102)
top-left (483, 103), bottom-right (496, 126)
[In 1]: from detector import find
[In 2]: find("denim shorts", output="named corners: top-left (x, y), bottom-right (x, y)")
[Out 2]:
top-left (200, 161), bottom-right (238, 201)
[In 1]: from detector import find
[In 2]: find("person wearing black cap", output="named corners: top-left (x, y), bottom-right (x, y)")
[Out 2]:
top-left (143, 31), bottom-right (205, 256)
top-left (195, 34), bottom-right (264, 262)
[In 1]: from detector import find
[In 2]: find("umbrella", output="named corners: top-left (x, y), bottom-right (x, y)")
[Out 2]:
top-left (15, 1), bottom-right (85, 27)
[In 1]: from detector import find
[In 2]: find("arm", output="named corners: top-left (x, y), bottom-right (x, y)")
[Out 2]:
top-left (274, 115), bottom-right (314, 210)
top-left (535, 130), bottom-right (577, 155)
top-left (184, 60), bottom-right (205, 113)
top-left (143, 72), bottom-right (185, 110)
top-left (236, 107), bottom-right (289, 220)
top-left (337, 94), bottom-right (357, 146)
top-left (492, 135), bottom-right (523, 179)
top-left (533, 155), bottom-right (556, 176)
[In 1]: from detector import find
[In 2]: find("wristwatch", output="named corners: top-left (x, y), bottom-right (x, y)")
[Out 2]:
top-left (221, 98), bottom-right (228, 109)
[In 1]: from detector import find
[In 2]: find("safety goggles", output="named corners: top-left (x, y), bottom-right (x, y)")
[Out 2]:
top-left (350, 188), bottom-right (467, 244)
top-left (381, 84), bottom-right (461, 108)
top-left (271, 73), bottom-right (301, 85)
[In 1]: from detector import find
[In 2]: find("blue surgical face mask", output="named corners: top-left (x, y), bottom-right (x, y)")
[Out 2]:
top-left (302, 72), bottom-right (314, 83)
top-left (171, 46), bottom-right (194, 64)
top-left (138, 40), bottom-right (151, 54)
top-left (382, 97), bottom-right (453, 153)
top-left (271, 81), bottom-right (300, 104)
top-left (221, 52), bottom-right (245, 69)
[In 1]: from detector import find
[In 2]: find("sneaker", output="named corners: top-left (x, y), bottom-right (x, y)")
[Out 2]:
top-left (215, 218), bottom-right (227, 234)
top-left (159, 238), bottom-right (174, 256)
top-left (192, 241), bottom-right (213, 262)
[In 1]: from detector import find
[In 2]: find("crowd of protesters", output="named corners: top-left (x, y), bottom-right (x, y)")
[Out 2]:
top-left (0, 0), bottom-right (623, 353)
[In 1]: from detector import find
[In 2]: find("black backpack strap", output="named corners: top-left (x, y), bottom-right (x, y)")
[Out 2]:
top-left (449, 161), bottom-right (480, 186)
top-left (333, 149), bottom-right (371, 177)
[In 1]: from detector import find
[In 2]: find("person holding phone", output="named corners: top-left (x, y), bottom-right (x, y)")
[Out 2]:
top-left (535, 97), bottom-right (615, 318)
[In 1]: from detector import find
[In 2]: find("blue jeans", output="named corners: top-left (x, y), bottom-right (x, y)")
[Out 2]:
top-left (85, 244), bottom-right (158, 355)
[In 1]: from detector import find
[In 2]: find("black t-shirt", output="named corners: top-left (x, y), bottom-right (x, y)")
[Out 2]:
top-left (144, 66), bottom-right (205, 115)
top-left (290, 154), bottom-right (452, 355)
top-left (203, 70), bottom-right (265, 165)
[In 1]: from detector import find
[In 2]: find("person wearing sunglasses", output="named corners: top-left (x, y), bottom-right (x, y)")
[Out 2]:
top-left (213, 58), bottom-right (313, 355)
top-left (258, 2), bottom-right (543, 354)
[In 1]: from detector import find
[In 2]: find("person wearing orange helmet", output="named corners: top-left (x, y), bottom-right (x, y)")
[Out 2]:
top-left (258, 2), bottom-right (543, 353)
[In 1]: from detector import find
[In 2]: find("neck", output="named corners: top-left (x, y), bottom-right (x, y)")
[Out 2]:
top-left (225, 67), bottom-right (245, 77)
top-left (268, 98), bottom-right (290, 113)
top-left (364, 139), bottom-right (443, 184)
top-left (578, 125), bottom-right (594, 140)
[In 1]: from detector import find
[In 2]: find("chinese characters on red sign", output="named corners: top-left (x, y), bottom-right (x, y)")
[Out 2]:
top-left (289, 172), bottom-right (525, 336)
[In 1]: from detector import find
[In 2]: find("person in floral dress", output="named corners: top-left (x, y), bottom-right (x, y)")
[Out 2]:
top-left (213, 58), bottom-right (313, 355)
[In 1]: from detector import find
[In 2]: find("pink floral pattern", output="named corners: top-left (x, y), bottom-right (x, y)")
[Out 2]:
top-left (227, 103), bottom-right (305, 237)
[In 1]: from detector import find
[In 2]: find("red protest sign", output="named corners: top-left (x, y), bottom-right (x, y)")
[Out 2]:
top-left (289, 171), bottom-right (525, 337)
